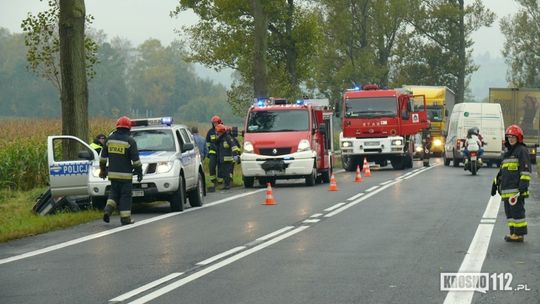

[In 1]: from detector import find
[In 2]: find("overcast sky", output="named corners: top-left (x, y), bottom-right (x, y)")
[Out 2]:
top-left (0, 0), bottom-right (521, 58)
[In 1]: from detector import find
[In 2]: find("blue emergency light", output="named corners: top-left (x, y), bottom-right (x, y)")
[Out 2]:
top-left (131, 117), bottom-right (173, 127)
top-left (296, 99), bottom-right (305, 105)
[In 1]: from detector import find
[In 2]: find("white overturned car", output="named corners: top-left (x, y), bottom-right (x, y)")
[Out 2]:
top-left (47, 117), bottom-right (205, 212)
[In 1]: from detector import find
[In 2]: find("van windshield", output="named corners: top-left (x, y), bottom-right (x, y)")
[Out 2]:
top-left (247, 110), bottom-right (309, 133)
top-left (345, 97), bottom-right (397, 118)
top-left (131, 129), bottom-right (176, 152)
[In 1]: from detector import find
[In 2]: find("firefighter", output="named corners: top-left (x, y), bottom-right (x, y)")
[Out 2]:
top-left (491, 124), bottom-right (531, 242)
top-left (215, 124), bottom-right (241, 190)
top-left (90, 134), bottom-right (106, 154)
top-left (206, 115), bottom-right (222, 192)
top-left (99, 116), bottom-right (143, 225)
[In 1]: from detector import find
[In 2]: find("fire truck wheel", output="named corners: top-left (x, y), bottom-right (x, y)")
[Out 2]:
top-left (243, 176), bottom-right (254, 188)
top-left (342, 155), bottom-right (356, 171)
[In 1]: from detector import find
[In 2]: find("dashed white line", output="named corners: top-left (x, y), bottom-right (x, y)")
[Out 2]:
top-left (310, 213), bottom-right (323, 218)
top-left (128, 226), bottom-right (310, 304)
top-left (380, 180), bottom-right (393, 186)
top-left (324, 202), bottom-right (346, 212)
top-left (255, 226), bottom-right (295, 242)
top-left (196, 246), bottom-right (246, 266)
top-left (347, 193), bottom-right (365, 201)
top-left (303, 219), bottom-right (321, 223)
top-left (0, 189), bottom-right (266, 266)
top-left (365, 186), bottom-right (379, 192)
top-left (109, 272), bottom-right (184, 303)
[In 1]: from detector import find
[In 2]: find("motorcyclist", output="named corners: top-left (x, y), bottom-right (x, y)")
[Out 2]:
top-left (463, 127), bottom-right (484, 169)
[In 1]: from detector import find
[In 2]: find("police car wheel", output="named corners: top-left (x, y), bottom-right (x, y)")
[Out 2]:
top-left (188, 173), bottom-right (204, 207)
top-left (170, 175), bottom-right (186, 212)
top-left (305, 168), bottom-right (316, 186)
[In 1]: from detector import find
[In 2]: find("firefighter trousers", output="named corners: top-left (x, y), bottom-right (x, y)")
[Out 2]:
top-left (219, 161), bottom-right (233, 188)
top-left (504, 197), bottom-right (528, 236)
top-left (106, 180), bottom-right (133, 218)
top-left (208, 154), bottom-right (219, 185)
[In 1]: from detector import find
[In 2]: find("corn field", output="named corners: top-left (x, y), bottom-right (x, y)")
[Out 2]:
top-left (0, 118), bottom-right (114, 191)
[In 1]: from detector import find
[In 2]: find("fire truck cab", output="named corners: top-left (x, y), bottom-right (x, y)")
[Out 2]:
top-left (339, 84), bottom-right (429, 170)
top-left (240, 98), bottom-right (334, 187)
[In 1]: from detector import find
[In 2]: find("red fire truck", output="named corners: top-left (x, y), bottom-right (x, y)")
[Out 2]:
top-left (240, 98), bottom-right (334, 187)
top-left (339, 84), bottom-right (429, 170)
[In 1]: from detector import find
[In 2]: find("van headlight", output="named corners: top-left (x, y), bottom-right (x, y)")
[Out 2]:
top-left (156, 161), bottom-right (173, 173)
top-left (341, 141), bottom-right (352, 148)
top-left (298, 139), bottom-right (311, 152)
top-left (244, 141), bottom-right (254, 153)
top-left (392, 139), bottom-right (403, 146)
top-left (415, 146), bottom-right (423, 152)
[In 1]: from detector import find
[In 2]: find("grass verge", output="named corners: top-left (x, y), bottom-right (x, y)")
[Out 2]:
top-left (0, 188), bottom-right (101, 243)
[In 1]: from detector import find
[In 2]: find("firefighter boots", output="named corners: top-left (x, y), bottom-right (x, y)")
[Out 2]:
top-left (504, 234), bottom-right (524, 242)
top-left (103, 205), bottom-right (113, 223)
top-left (121, 216), bottom-right (135, 225)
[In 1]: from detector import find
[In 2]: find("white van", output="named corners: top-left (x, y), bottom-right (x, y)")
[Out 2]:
top-left (444, 103), bottom-right (505, 167)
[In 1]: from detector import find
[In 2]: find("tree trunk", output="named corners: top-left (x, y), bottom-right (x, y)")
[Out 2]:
top-left (252, 0), bottom-right (268, 99)
top-left (59, 0), bottom-right (89, 157)
top-left (457, 0), bottom-right (465, 103)
top-left (285, 0), bottom-right (298, 87)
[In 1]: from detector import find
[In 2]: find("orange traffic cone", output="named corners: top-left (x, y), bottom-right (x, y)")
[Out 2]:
top-left (262, 183), bottom-right (277, 205)
top-left (355, 165), bottom-right (363, 183)
top-left (363, 157), bottom-right (372, 177)
top-left (328, 173), bottom-right (338, 191)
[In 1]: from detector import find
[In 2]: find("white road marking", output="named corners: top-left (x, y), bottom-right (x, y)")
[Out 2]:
top-left (365, 186), bottom-right (379, 192)
top-left (303, 219), bottom-right (320, 223)
top-left (255, 226), bottom-right (295, 242)
top-left (196, 246), bottom-right (246, 266)
top-left (380, 180), bottom-right (393, 186)
top-left (0, 189), bottom-right (266, 266)
top-left (310, 213), bottom-right (323, 218)
top-left (443, 195), bottom-right (500, 304)
top-left (323, 202), bottom-right (346, 212)
top-left (347, 193), bottom-right (365, 201)
top-left (325, 166), bottom-right (435, 218)
top-left (109, 272), bottom-right (184, 303)
top-left (128, 226), bottom-right (310, 304)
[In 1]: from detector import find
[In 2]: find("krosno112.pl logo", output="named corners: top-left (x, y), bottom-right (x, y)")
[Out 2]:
top-left (440, 273), bottom-right (530, 293)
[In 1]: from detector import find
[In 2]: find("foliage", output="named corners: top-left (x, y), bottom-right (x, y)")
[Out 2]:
top-left (172, 0), bottom-right (324, 116)
top-left (500, 0), bottom-right (540, 87)
top-left (20, 0), bottom-right (98, 92)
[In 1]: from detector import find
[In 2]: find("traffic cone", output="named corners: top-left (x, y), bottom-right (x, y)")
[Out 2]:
top-left (363, 157), bottom-right (372, 177)
top-left (328, 173), bottom-right (338, 191)
top-left (262, 183), bottom-right (277, 205)
top-left (355, 165), bottom-right (363, 183)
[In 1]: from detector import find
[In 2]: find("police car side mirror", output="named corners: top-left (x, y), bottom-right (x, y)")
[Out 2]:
top-left (183, 142), bottom-right (194, 152)
top-left (78, 150), bottom-right (94, 160)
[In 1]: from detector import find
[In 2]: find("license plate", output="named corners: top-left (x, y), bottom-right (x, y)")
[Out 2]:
top-left (365, 141), bottom-right (379, 146)
top-left (267, 170), bottom-right (282, 176)
top-left (132, 190), bottom-right (144, 197)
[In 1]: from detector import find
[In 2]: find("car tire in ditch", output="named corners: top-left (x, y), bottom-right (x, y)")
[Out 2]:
top-left (188, 173), bottom-right (204, 207)
top-left (92, 196), bottom-right (107, 210)
top-left (243, 176), bottom-right (254, 188)
top-left (170, 175), bottom-right (185, 212)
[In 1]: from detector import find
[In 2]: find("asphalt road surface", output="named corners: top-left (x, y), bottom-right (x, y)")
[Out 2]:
top-left (1, 158), bottom-right (538, 304)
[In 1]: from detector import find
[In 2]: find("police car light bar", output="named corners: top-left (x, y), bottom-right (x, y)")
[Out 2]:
top-left (131, 117), bottom-right (173, 127)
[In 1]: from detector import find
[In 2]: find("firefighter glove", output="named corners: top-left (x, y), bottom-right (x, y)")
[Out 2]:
top-left (233, 155), bottom-right (240, 164)
top-left (491, 183), bottom-right (497, 196)
top-left (99, 168), bottom-right (107, 180)
top-left (134, 168), bottom-right (143, 182)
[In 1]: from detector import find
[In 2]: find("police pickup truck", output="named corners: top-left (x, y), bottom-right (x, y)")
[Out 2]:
top-left (47, 117), bottom-right (205, 212)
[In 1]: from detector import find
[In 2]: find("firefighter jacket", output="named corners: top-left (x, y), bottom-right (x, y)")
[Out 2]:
top-left (100, 129), bottom-right (142, 180)
top-left (217, 133), bottom-right (241, 163)
top-left (493, 143), bottom-right (531, 199)
top-left (206, 127), bottom-right (218, 155)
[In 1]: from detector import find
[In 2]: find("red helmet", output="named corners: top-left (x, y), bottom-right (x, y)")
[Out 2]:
top-left (505, 124), bottom-right (524, 143)
top-left (116, 116), bottom-right (132, 130)
top-left (215, 124), bottom-right (227, 134)
top-left (211, 115), bottom-right (222, 124)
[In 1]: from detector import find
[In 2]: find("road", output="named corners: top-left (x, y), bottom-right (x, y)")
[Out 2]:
top-left (1, 159), bottom-right (538, 304)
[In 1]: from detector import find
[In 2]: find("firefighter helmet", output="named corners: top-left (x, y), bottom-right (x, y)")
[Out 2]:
top-left (215, 124), bottom-right (227, 135)
top-left (505, 124), bottom-right (524, 143)
top-left (116, 116), bottom-right (132, 130)
top-left (211, 115), bottom-right (222, 124)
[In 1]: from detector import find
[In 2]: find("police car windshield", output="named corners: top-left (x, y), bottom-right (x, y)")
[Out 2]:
top-left (131, 129), bottom-right (176, 152)
top-left (247, 109), bottom-right (309, 133)
top-left (345, 97), bottom-right (397, 118)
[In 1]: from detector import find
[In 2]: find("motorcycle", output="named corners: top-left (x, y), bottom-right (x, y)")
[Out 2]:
top-left (463, 140), bottom-right (483, 175)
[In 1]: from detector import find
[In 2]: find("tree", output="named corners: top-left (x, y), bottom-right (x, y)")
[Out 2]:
top-left (392, 0), bottom-right (494, 103)
top-left (500, 0), bottom-right (540, 87)
top-left (21, 0), bottom-right (97, 140)
top-left (172, 0), bottom-right (323, 116)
